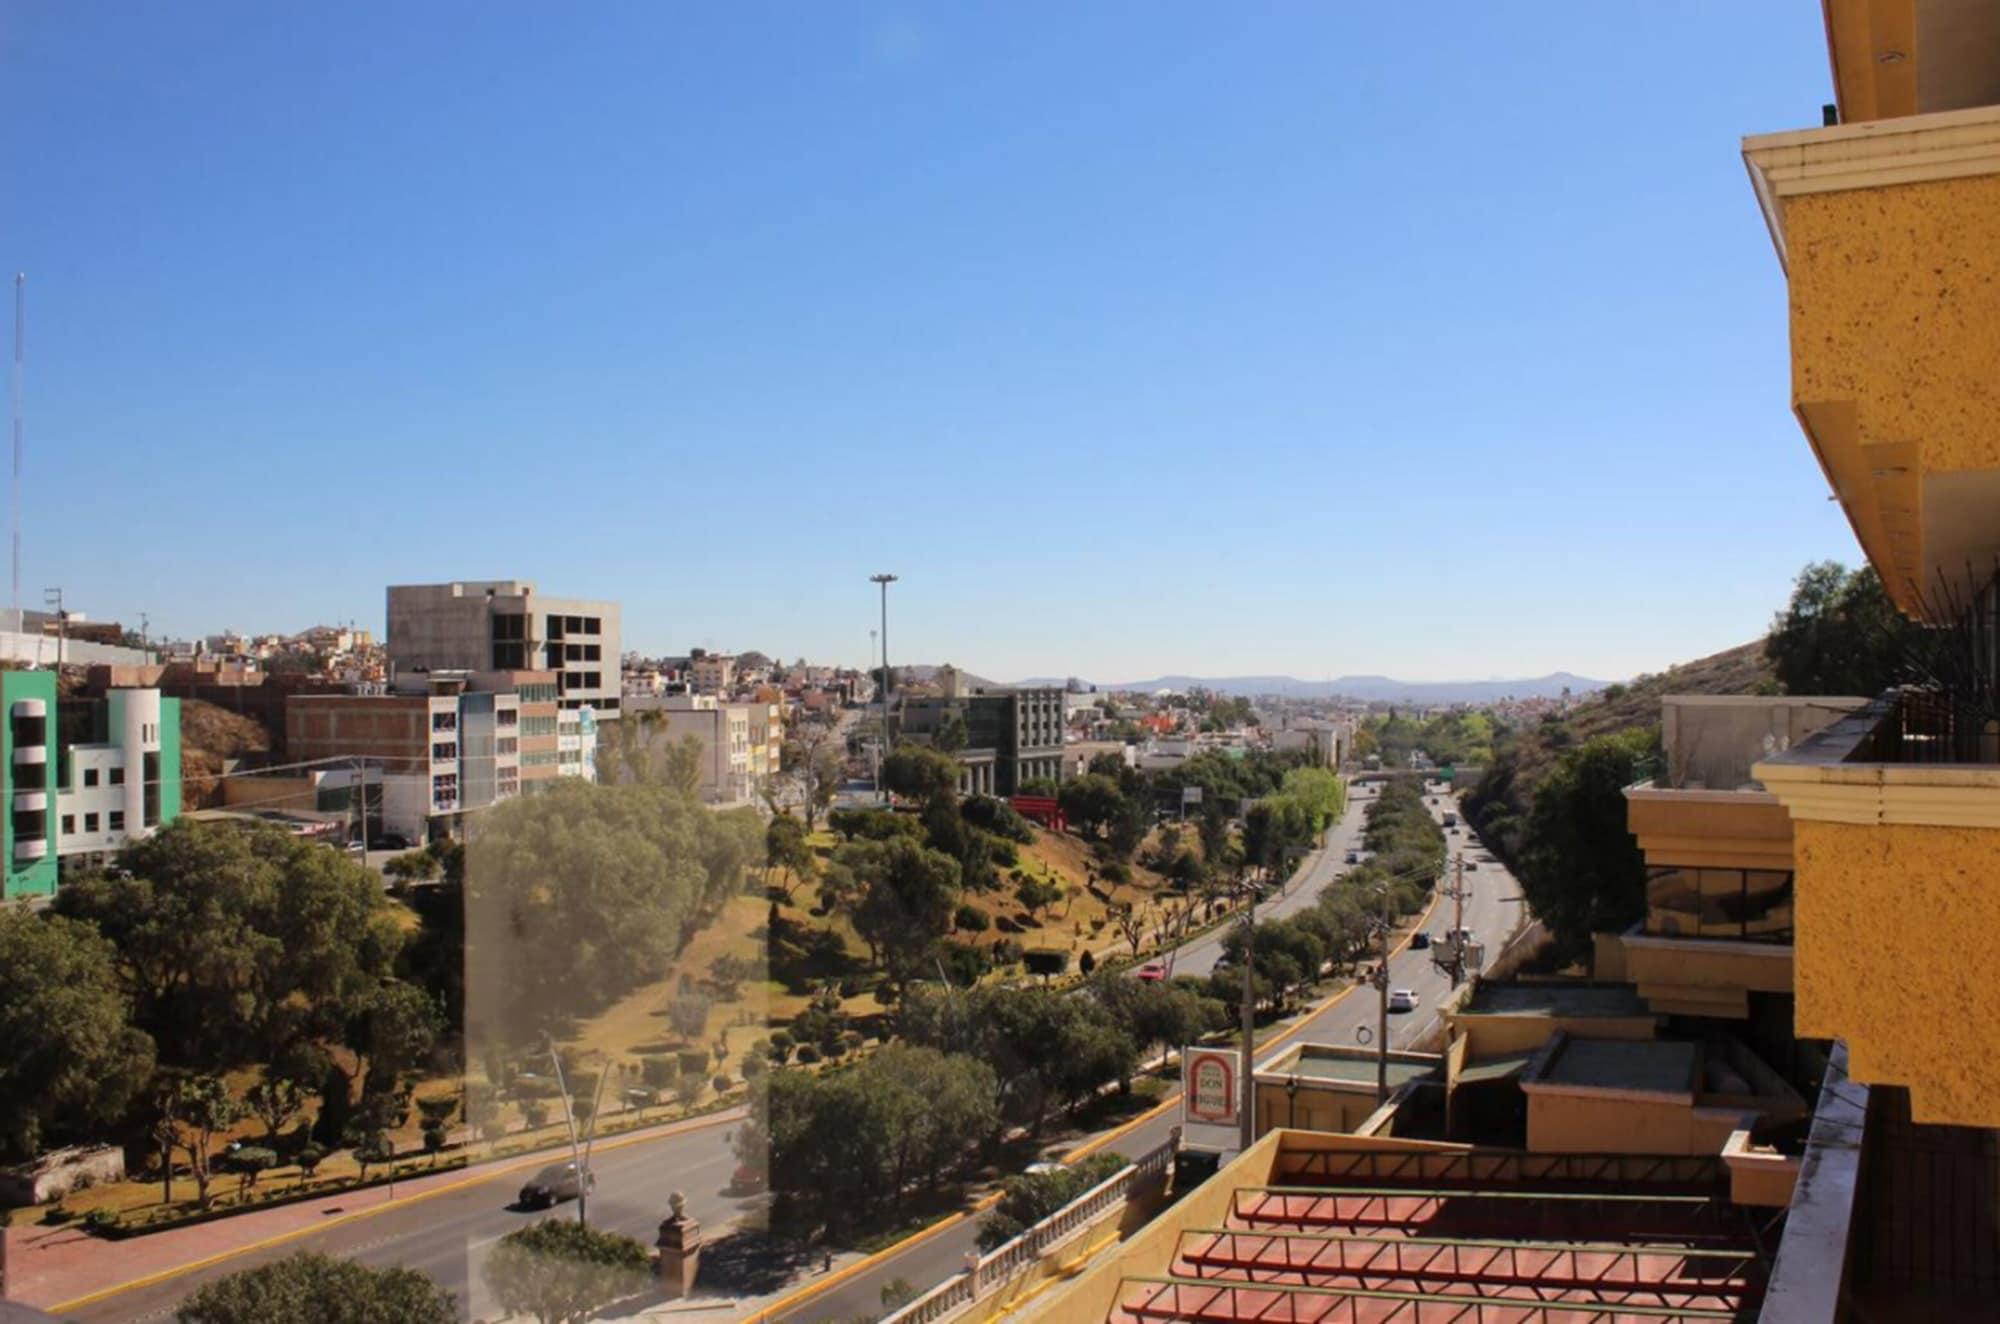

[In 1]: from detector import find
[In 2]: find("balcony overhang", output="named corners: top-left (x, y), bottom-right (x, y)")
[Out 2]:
top-left (1822, 0), bottom-right (2000, 126)
top-left (1744, 105), bottom-right (2000, 619)
top-left (1623, 783), bottom-right (1796, 870)
top-left (1754, 699), bottom-right (2000, 827)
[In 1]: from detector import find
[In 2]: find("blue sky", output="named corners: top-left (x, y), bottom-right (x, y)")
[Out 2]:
top-left (3, 3), bottom-right (1851, 683)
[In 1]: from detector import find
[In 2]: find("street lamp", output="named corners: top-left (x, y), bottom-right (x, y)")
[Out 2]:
top-left (870, 574), bottom-right (897, 804)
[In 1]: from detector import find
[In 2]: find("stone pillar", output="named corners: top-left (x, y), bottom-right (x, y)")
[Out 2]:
top-left (964, 1248), bottom-right (983, 1295)
top-left (656, 1191), bottom-right (701, 1298)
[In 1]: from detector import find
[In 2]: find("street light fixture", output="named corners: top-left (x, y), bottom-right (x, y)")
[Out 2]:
top-left (870, 574), bottom-right (897, 804)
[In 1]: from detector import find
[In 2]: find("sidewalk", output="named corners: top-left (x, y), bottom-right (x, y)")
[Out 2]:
top-left (3, 1108), bottom-right (744, 1311)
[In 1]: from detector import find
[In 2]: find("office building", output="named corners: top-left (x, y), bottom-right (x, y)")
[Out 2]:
top-left (3, 672), bottom-right (182, 898)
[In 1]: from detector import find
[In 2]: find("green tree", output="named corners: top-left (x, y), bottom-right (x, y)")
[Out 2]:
top-left (933, 714), bottom-right (969, 756)
top-left (484, 1220), bottom-right (652, 1324)
top-left (0, 909), bottom-right (156, 1162)
top-left (841, 838), bottom-right (962, 981)
top-left (160, 1072), bottom-right (244, 1210)
top-left (345, 981), bottom-right (443, 1097)
top-left (765, 813), bottom-right (814, 904)
top-left (881, 744), bottom-right (961, 806)
top-left (54, 820), bottom-right (403, 1069)
top-left (1057, 774), bottom-right (1127, 841)
top-left (176, 1251), bottom-right (456, 1324)
top-left (1014, 875), bottom-right (1063, 922)
top-left (1767, 560), bottom-right (1930, 697)
top-left (1519, 727), bottom-right (1658, 958)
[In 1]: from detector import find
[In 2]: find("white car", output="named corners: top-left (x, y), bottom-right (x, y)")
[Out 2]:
top-left (1387, 989), bottom-right (1420, 1013)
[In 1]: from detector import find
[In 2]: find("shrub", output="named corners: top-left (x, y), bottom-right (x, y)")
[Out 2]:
top-left (954, 904), bottom-right (991, 933)
top-left (711, 1073), bottom-right (731, 1094)
top-left (796, 1043), bottom-right (823, 1064)
top-left (677, 1049), bottom-right (711, 1078)
top-left (742, 1053), bottom-right (768, 1080)
top-left (1100, 862), bottom-right (1131, 885)
top-left (295, 1143), bottom-right (326, 1179)
top-left (640, 1056), bottom-right (677, 1090)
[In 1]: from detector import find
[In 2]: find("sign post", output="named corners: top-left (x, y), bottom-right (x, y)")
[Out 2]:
top-left (1182, 1047), bottom-right (1242, 1131)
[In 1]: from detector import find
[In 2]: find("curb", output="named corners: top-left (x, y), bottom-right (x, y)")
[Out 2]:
top-left (46, 1108), bottom-right (745, 1315)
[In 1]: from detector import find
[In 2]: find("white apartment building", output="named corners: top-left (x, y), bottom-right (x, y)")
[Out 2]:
top-left (689, 654), bottom-right (735, 696)
top-left (621, 693), bottom-right (760, 805)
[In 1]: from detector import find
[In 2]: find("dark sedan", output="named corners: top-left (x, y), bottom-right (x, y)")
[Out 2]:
top-left (518, 1161), bottom-right (594, 1209)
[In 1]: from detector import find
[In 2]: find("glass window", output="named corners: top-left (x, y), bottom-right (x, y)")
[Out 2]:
top-left (60, 814), bottom-right (74, 835)
top-left (85, 812), bottom-right (100, 833)
top-left (83, 767), bottom-right (99, 788)
top-left (109, 810), bottom-right (126, 832)
top-left (109, 765), bottom-right (126, 785)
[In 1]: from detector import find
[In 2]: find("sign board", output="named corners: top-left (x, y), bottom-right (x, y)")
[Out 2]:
top-left (1182, 1048), bottom-right (1240, 1127)
top-left (1181, 786), bottom-right (1203, 805)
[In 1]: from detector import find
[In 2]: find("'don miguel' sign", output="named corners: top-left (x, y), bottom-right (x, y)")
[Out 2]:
top-left (1182, 1048), bottom-right (1240, 1126)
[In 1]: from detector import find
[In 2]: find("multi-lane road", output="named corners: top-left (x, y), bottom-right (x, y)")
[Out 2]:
top-left (61, 780), bottom-right (1525, 1324)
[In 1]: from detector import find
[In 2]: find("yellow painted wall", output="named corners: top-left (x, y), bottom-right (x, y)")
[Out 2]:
top-left (1626, 793), bottom-right (1796, 871)
top-left (1794, 819), bottom-right (2000, 1126)
top-left (1255, 1081), bottom-right (1379, 1136)
top-left (1789, 176), bottom-right (2000, 474)
top-left (1623, 939), bottom-right (1794, 997)
top-left (1525, 1092), bottom-right (1743, 1156)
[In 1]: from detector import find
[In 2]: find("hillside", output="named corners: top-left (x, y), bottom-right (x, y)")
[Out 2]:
top-left (1463, 639), bottom-right (1775, 864)
top-left (179, 698), bottom-right (273, 807)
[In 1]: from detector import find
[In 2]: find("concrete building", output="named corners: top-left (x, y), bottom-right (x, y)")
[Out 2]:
top-left (688, 653), bottom-right (735, 697)
top-left (619, 694), bottom-right (760, 804)
top-left (3, 672), bottom-right (182, 898)
top-left (1270, 714), bottom-right (1352, 769)
top-left (1723, 9), bottom-right (2000, 1313)
top-left (281, 671), bottom-right (561, 843)
top-left (386, 580), bottom-right (621, 718)
top-left (896, 678), bottom-right (1064, 796)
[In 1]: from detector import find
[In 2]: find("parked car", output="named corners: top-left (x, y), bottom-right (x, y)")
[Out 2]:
top-left (518, 1162), bottom-right (594, 1210)
top-left (368, 832), bottom-right (412, 851)
top-left (729, 1162), bottom-right (766, 1194)
top-left (1388, 989), bottom-right (1420, 1013)
top-left (1410, 931), bottom-right (1431, 949)
top-left (1344, 851), bottom-right (1360, 865)
top-left (1465, 861), bottom-right (1479, 872)
top-left (1136, 961), bottom-right (1167, 982)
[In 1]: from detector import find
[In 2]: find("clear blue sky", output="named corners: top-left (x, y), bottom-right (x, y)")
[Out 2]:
top-left (3, 3), bottom-right (1853, 683)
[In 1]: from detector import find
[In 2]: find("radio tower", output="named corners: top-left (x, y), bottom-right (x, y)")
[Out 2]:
top-left (11, 272), bottom-right (22, 624)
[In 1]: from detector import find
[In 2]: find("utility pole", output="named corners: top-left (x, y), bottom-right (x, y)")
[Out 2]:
top-left (1447, 853), bottom-right (1468, 987)
top-left (870, 574), bottom-right (897, 804)
top-left (1373, 883), bottom-right (1391, 1103)
top-left (1238, 878), bottom-right (1257, 1153)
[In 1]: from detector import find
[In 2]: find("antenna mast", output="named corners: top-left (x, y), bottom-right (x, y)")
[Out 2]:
top-left (10, 272), bottom-right (21, 623)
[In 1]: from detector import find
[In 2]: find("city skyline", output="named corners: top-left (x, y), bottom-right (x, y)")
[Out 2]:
top-left (7, 3), bottom-right (1847, 681)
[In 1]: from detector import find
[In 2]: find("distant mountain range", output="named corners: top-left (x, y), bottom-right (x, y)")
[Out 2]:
top-left (1009, 672), bottom-right (1610, 704)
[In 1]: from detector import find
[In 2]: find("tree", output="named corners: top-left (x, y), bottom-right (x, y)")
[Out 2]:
top-left (486, 1219), bottom-right (653, 1324)
top-left (1767, 560), bottom-right (1931, 697)
top-left (1057, 775), bottom-right (1127, 841)
top-left (933, 714), bottom-right (969, 756)
top-left (346, 981), bottom-right (443, 1097)
top-left (765, 814), bottom-right (814, 904)
top-left (880, 744), bottom-right (961, 806)
top-left (55, 820), bottom-right (403, 1070)
top-left (245, 1076), bottom-right (307, 1146)
top-left (841, 839), bottom-right (962, 981)
top-left (1519, 728), bottom-right (1658, 959)
top-left (381, 850), bottom-right (440, 887)
top-left (779, 719), bottom-right (845, 831)
top-left (176, 1251), bottom-right (456, 1324)
top-left (464, 781), bottom-right (759, 1043)
top-left (226, 1145), bottom-right (278, 1194)
top-left (667, 993), bottom-right (712, 1042)
top-left (1014, 875), bottom-right (1063, 922)
top-left (0, 909), bottom-right (156, 1162)
top-left (160, 1072), bottom-right (244, 1210)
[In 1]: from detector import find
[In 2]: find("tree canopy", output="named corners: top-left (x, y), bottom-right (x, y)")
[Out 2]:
top-left (53, 820), bottom-right (403, 1069)
top-left (0, 908), bottom-right (156, 1162)
top-left (1518, 727), bottom-right (1657, 958)
top-left (176, 1252), bottom-right (456, 1324)
top-left (483, 1219), bottom-right (652, 1324)
top-left (1767, 560), bottom-right (1929, 697)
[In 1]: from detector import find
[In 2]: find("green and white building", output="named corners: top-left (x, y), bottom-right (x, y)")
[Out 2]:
top-left (3, 671), bottom-right (181, 899)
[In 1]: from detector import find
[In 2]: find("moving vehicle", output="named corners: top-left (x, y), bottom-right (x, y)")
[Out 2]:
top-left (1344, 851), bottom-right (1360, 865)
top-left (1465, 861), bottom-right (1479, 871)
top-left (1388, 989), bottom-right (1419, 1013)
top-left (1136, 961), bottom-right (1167, 982)
top-left (730, 1162), bottom-right (766, 1194)
top-left (1442, 812), bottom-right (1459, 827)
top-left (518, 1161), bottom-right (594, 1210)
top-left (1410, 931), bottom-right (1431, 949)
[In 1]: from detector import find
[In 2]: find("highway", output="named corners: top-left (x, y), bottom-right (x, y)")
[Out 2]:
top-left (63, 781), bottom-right (1525, 1324)
top-left (766, 783), bottom-right (1526, 1323)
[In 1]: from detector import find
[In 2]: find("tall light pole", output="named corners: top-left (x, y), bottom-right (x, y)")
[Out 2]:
top-left (1236, 874), bottom-right (1258, 1152)
top-left (870, 574), bottom-right (897, 803)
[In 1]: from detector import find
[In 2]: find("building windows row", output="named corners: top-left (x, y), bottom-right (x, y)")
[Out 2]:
top-left (521, 750), bottom-right (559, 767)
top-left (433, 742), bottom-right (458, 762)
top-left (432, 773), bottom-right (458, 808)
top-left (492, 613), bottom-right (526, 642)
top-left (432, 712), bottom-right (457, 732)
top-left (496, 737), bottom-right (518, 755)
top-left (520, 715), bottom-right (557, 737)
top-left (497, 708), bottom-right (519, 727)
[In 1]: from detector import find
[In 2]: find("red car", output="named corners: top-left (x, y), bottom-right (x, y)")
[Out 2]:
top-left (1136, 961), bottom-right (1167, 982)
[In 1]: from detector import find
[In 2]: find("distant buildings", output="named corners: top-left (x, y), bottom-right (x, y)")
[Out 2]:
top-left (386, 580), bottom-right (622, 719)
top-left (619, 693), bottom-right (774, 805)
top-left (3, 672), bottom-right (182, 898)
top-left (897, 668), bottom-right (1064, 796)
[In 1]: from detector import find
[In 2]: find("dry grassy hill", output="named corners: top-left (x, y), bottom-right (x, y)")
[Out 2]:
top-left (1465, 639), bottom-right (1775, 862)
top-left (179, 698), bottom-right (273, 807)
